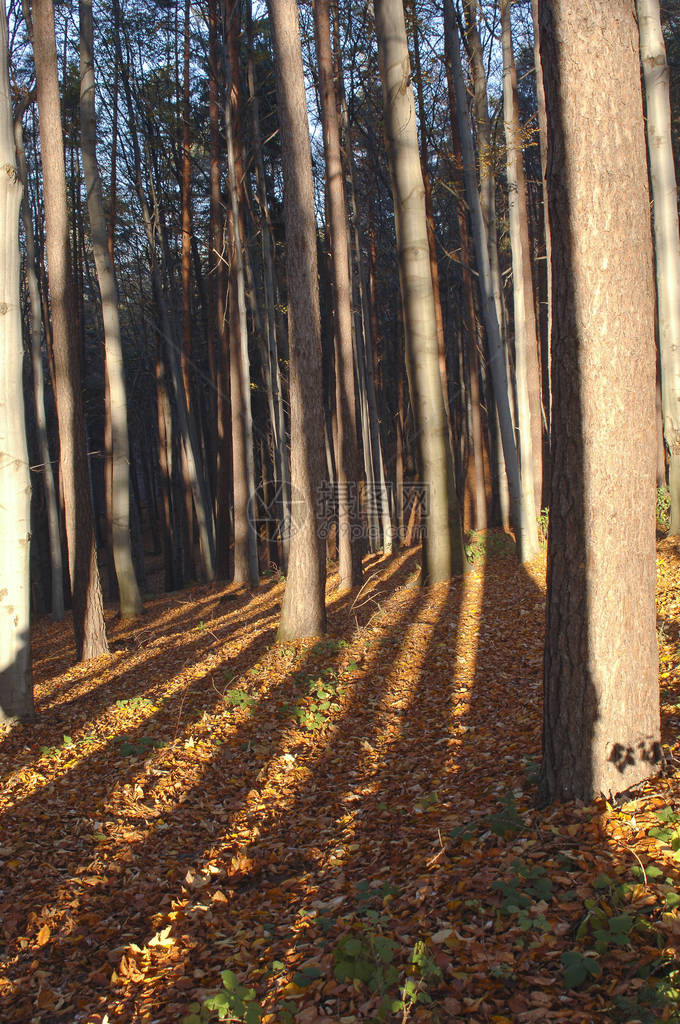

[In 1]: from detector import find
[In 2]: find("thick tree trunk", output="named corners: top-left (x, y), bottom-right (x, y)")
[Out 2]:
top-left (375, 0), bottom-right (466, 582)
top-left (0, 3), bottom-right (33, 721)
top-left (268, 0), bottom-right (327, 639)
top-left (314, 0), bottom-right (363, 591)
top-left (33, 0), bottom-right (108, 661)
top-left (14, 106), bottom-right (64, 621)
top-left (538, 0), bottom-right (661, 803)
top-left (501, 0), bottom-right (540, 555)
top-left (638, 0), bottom-right (680, 536)
top-left (79, 0), bottom-right (142, 619)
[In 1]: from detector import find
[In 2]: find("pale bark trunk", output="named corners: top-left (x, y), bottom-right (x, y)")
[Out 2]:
top-left (79, 0), bottom-right (141, 618)
top-left (501, 0), bottom-right (540, 556)
top-left (0, 2), bottom-right (33, 721)
top-left (14, 106), bottom-right (64, 621)
top-left (638, 0), bottom-right (680, 536)
top-left (225, 0), bottom-right (259, 587)
top-left (443, 22), bottom-right (487, 531)
top-left (314, 0), bottom-right (363, 591)
top-left (33, 0), bottom-right (108, 661)
top-left (531, 0), bottom-right (552, 438)
top-left (246, 0), bottom-right (290, 569)
top-left (444, 0), bottom-right (530, 559)
top-left (376, 0), bottom-right (466, 582)
top-left (538, 0), bottom-right (660, 802)
top-left (268, 0), bottom-right (327, 639)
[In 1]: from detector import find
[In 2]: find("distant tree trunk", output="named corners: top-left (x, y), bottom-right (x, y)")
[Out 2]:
top-left (246, 0), bottom-right (290, 570)
top-left (531, 0), bottom-right (552, 445)
top-left (225, 0), bottom-right (259, 588)
top-left (444, 0), bottom-right (531, 560)
top-left (268, 0), bottom-right (327, 639)
top-left (314, 0), bottom-right (363, 591)
top-left (32, 0), bottom-right (108, 661)
top-left (209, 0), bottom-right (231, 579)
top-left (14, 104), bottom-right (64, 621)
top-left (180, 0), bottom-right (196, 583)
top-left (500, 0), bottom-right (540, 555)
top-left (443, 21), bottom-right (487, 531)
top-left (375, 0), bottom-right (467, 582)
top-left (538, 0), bottom-right (660, 803)
top-left (79, 0), bottom-right (142, 619)
top-left (0, 2), bottom-right (33, 721)
top-left (638, 0), bottom-right (680, 536)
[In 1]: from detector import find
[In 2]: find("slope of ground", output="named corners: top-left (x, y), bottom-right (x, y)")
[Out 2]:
top-left (1, 536), bottom-right (680, 1023)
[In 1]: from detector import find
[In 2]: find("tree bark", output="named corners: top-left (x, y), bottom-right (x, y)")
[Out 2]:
top-left (80, 0), bottom-right (142, 619)
top-left (314, 0), bottom-right (363, 591)
top-left (538, 0), bottom-right (661, 803)
top-left (14, 103), bottom-right (64, 621)
top-left (0, 2), bottom-right (33, 721)
top-left (638, 0), bottom-right (680, 536)
top-left (500, 0), bottom-right (540, 554)
top-left (268, 0), bottom-right (327, 639)
top-left (375, 0), bottom-right (466, 582)
top-left (443, 0), bottom-right (530, 560)
top-left (33, 0), bottom-right (108, 661)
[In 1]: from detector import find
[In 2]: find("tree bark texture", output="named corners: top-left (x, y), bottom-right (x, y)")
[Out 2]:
top-left (638, 0), bottom-right (680, 535)
top-left (268, 0), bottom-right (327, 639)
top-left (80, 0), bottom-right (142, 619)
top-left (33, 0), bottom-right (108, 661)
top-left (376, 0), bottom-right (466, 583)
top-left (314, 0), bottom-right (363, 591)
top-left (0, 2), bottom-right (33, 721)
top-left (538, 0), bottom-right (661, 803)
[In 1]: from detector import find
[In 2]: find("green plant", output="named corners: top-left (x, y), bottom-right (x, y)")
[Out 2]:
top-left (484, 791), bottom-right (524, 838)
top-left (183, 969), bottom-right (263, 1024)
top-left (223, 688), bottom-right (256, 710)
top-left (561, 950), bottom-right (602, 988)
top-left (537, 507), bottom-right (550, 544)
top-left (657, 485), bottom-right (671, 532)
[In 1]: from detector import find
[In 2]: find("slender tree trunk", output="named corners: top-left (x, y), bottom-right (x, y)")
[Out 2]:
top-left (538, 0), bottom-right (660, 802)
top-left (443, 23), bottom-right (487, 531)
top-left (638, 0), bottom-right (680, 536)
top-left (0, 2), bottom-right (33, 721)
top-left (14, 105), bottom-right (64, 621)
top-left (375, 0), bottom-right (467, 582)
top-left (80, 0), bottom-right (142, 618)
top-left (268, 0), bottom-right (327, 639)
top-left (246, 0), bottom-right (290, 570)
top-left (531, 0), bottom-right (552, 446)
top-left (224, 0), bottom-right (259, 587)
top-left (444, 0), bottom-right (531, 559)
top-left (32, 0), bottom-right (108, 660)
top-left (314, 0), bottom-right (363, 591)
top-left (500, 0), bottom-right (540, 554)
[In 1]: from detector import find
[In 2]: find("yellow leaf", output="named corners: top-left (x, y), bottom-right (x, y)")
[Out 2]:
top-left (36, 924), bottom-right (51, 947)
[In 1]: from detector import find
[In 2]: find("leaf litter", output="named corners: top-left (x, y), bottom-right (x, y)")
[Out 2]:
top-left (1, 535), bottom-right (679, 1022)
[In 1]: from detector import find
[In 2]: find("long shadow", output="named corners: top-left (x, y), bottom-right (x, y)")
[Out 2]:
top-left (0, 549), bottom-right (419, 1022)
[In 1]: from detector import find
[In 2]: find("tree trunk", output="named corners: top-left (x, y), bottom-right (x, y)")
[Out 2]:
top-left (375, 0), bottom-right (466, 582)
top-left (500, 0), bottom-right (540, 555)
top-left (33, 0), bottom-right (108, 661)
top-left (638, 0), bottom-right (680, 536)
top-left (443, 0), bottom-right (530, 559)
top-left (14, 104), bottom-right (64, 621)
top-left (531, 0), bottom-right (552, 449)
top-left (538, 0), bottom-right (661, 803)
top-left (268, 0), bottom-right (327, 639)
top-left (79, 0), bottom-right (142, 619)
top-left (443, 21), bottom-right (487, 532)
top-left (0, 2), bottom-right (33, 721)
top-left (314, 0), bottom-right (363, 591)
top-left (225, 0), bottom-right (259, 588)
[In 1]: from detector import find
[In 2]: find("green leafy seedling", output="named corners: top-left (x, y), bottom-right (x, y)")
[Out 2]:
top-left (561, 950), bottom-right (602, 989)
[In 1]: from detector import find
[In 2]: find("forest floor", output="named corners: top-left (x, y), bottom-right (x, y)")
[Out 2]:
top-left (2, 533), bottom-right (680, 1024)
